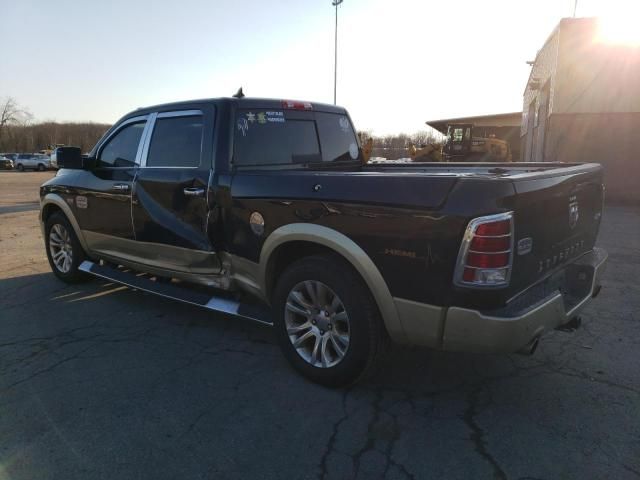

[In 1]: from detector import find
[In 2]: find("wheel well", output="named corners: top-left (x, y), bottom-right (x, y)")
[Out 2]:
top-left (265, 240), bottom-right (363, 302)
top-left (41, 203), bottom-right (62, 223)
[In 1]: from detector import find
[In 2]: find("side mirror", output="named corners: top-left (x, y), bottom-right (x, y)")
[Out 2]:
top-left (56, 147), bottom-right (89, 170)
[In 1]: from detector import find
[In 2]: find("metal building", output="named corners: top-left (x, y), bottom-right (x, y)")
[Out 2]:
top-left (522, 17), bottom-right (640, 202)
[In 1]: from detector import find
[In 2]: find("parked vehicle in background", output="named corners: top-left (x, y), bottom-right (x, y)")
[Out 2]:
top-left (15, 153), bottom-right (51, 171)
top-left (50, 147), bottom-right (64, 169)
top-left (0, 156), bottom-right (14, 170)
top-left (40, 96), bottom-right (607, 386)
top-left (0, 153), bottom-right (18, 162)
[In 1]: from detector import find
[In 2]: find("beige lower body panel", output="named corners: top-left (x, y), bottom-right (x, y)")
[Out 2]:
top-left (392, 298), bottom-right (445, 348)
top-left (83, 230), bottom-right (221, 275)
top-left (396, 247), bottom-right (607, 353)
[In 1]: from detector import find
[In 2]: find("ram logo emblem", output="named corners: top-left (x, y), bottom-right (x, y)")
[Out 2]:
top-left (569, 196), bottom-right (579, 229)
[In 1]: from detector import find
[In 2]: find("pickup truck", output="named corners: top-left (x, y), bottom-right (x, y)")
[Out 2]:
top-left (40, 97), bottom-right (607, 386)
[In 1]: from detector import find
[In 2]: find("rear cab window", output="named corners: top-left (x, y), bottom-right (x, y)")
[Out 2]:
top-left (233, 107), bottom-right (360, 167)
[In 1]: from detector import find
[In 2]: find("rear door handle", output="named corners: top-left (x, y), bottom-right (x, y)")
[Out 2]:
top-left (112, 183), bottom-right (130, 192)
top-left (183, 187), bottom-right (205, 197)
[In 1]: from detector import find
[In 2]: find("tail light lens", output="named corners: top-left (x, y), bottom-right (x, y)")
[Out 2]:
top-left (454, 212), bottom-right (514, 287)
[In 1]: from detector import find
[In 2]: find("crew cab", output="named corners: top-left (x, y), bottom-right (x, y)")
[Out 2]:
top-left (40, 97), bottom-right (607, 386)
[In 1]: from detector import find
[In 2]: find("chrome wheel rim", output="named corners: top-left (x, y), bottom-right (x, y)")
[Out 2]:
top-left (49, 224), bottom-right (73, 273)
top-left (284, 280), bottom-right (350, 368)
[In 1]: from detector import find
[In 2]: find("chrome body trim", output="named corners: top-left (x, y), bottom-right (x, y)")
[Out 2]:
top-left (453, 211), bottom-right (515, 288)
top-left (138, 112), bottom-right (157, 168)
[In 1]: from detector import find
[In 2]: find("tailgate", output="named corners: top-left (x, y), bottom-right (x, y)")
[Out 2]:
top-left (509, 164), bottom-right (604, 295)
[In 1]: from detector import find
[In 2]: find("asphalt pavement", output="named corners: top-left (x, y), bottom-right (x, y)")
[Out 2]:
top-left (0, 172), bottom-right (638, 480)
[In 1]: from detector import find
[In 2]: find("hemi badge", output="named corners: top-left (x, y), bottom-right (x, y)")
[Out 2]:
top-left (517, 237), bottom-right (533, 256)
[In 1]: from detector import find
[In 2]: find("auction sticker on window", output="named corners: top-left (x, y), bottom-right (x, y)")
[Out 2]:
top-left (265, 111), bottom-right (285, 123)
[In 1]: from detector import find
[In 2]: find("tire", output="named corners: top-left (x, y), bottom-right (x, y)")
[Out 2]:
top-left (38, 163), bottom-right (45, 171)
top-left (44, 212), bottom-right (89, 283)
top-left (17, 164), bottom-right (24, 171)
top-left (272, 254), bottom-right (384, 387)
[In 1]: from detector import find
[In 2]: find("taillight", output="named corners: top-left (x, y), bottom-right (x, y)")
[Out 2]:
top-left (454, 212), bottom-right (514, 287)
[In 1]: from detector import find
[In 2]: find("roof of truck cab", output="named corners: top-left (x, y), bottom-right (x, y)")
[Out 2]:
top-left (127, 97), bottom-right (347, 117)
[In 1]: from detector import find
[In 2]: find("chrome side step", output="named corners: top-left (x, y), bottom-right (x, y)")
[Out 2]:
top-left (78, 260), bottom-right (272, 326)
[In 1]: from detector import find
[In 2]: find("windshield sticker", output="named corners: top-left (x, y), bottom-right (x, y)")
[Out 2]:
top-left (256, 112), bottom-right (267, 124)
top-left (237, 117), bottom-right (249, 136)
top-left (339, 116), bottom-right (350, 132)
top-left (246, 112), bottom-right (256, 123)
top-left (266, 111), bottom-right (285, 123)
top-left (349, 142), bottom-right (359, 160)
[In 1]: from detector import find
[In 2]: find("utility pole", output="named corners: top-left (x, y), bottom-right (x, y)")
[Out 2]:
top-left (332, 0), bottom-right (343, 105)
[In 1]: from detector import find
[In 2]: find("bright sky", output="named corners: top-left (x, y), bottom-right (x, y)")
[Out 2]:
top-left (0, 0), bottom-right (629, 134)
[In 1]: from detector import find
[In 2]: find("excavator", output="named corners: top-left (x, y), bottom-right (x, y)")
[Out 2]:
top-left (442, 123), bottom-right (512, 162)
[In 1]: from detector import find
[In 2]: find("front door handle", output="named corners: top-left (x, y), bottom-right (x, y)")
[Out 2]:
top-left (112, 183), bottom-right (130, 192)
top-left (183, 187), bottom-right (205, 197)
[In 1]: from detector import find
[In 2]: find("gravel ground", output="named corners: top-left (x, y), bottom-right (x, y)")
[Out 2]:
top-left (0, 171), bottom-right (638, 480)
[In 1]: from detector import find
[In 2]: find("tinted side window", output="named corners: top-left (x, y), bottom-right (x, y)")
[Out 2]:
top-left (98, 122), bottom-right (145, 167)
top-left (146, 115), bottom-right (203, 168)
top-left (234, 110), bottom-right (320, 166)
top-left (315, 112), bottom-right (360, 162)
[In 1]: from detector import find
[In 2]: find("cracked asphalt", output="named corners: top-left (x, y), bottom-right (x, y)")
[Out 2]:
top-left (0, 172), bottom-right (639, 480)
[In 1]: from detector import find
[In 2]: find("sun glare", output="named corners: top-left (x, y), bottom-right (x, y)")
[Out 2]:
top-left (596, 3), bottom-right (640, 45)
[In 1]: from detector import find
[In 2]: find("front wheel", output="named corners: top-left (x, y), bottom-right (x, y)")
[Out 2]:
top-left (45, 212), bottom-right (88, 283)
top-left (272, 254), bottom-right (385, 387)
top-left (17, 164), bottom-right (24, 171)
top-left (38, 163), bottom-right (46, 171)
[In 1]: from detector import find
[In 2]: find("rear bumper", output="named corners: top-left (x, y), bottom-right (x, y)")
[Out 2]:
top-left (394, 247), bottom-right (608, 353)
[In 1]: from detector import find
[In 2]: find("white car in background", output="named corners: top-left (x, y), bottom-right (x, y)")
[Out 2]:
top-left (15, 153), bottom-right (51, 171)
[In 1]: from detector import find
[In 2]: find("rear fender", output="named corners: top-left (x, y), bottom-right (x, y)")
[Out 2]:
top-left (259, 223), bottom-right (408, 343)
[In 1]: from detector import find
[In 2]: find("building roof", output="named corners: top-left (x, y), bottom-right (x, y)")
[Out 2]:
top-left (426, 112), bottom-right (522, 134)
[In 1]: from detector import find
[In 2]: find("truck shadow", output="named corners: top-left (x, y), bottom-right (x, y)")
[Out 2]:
top-left (0, 271), bottom-right (547, 395)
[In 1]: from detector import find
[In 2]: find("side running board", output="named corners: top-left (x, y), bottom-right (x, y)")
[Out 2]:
top-left (78, 260), bottom-right (272, 326)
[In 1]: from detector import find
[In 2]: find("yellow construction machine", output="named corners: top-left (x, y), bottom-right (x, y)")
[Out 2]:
top-left (442, 123), bottom-right (512, 162)
top-left (408, 143), bottom-right (443, 162)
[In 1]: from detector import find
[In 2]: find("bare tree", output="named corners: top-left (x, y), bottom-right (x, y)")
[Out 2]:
top-left (0, 97), bottom-right (32, 144)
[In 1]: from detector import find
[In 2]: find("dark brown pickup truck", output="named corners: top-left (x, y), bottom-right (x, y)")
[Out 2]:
top-left (40, 96), bottom-right (607, 386)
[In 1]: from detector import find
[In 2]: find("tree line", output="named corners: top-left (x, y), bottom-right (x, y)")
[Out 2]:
top-left (360, 130), bottom-right (443, 160)
top-left (0, 97), bottom-right (111, 153)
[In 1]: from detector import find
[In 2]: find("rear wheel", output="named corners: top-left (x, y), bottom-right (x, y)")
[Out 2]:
top-left (45, 212), bottom-right (88, 283)
top-left (38, 163), bottom-right (45, 171)
top-left (17, 164), bottom-right (24, 171)
top-left (272, 254), bottom-right (384, 387)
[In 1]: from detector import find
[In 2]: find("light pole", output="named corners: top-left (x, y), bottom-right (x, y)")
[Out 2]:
top-left (332, 0), bottom-right (343, 105)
